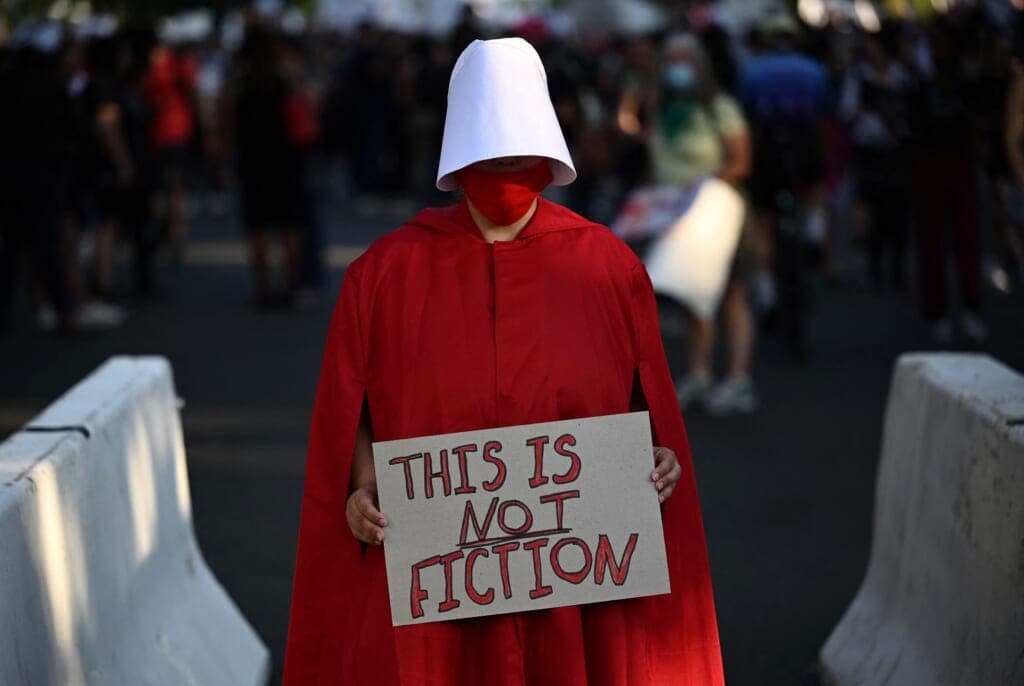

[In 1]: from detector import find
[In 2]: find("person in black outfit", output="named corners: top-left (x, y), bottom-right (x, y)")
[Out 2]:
top-left (0, 38), bottom-right (76, 332)
top-left (77, 35), bottom-right (155, 299)
top-left (839, 24), bottom-right (915, 290)
top-left (910, 18), bottom-right (986, 344)
top-left (233, 24), bottom-right (303, 307)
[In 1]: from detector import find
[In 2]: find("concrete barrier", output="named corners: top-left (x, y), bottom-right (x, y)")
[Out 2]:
top-left (820, 353), bottom-right (1024, 686)
top-left (0, 356), bottom-right (269, 685)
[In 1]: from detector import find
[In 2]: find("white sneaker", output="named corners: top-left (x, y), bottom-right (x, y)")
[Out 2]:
top-left (704, 376), bottom-right (759, 416)
top-left (676, 372), bottom-right (712, 409)
top-left (960, 312), bottom-right (988, 345)
top-left (76, 300), bottom-right (126, 330)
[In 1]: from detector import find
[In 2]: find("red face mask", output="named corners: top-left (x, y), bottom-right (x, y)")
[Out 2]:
top-left (457, 161), bottom-right (554, 226)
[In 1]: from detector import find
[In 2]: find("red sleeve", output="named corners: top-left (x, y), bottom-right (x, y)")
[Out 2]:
top-left (629, 262), bottom-right (725, 685)
top-left (284, 264), bottom-right (369, 684)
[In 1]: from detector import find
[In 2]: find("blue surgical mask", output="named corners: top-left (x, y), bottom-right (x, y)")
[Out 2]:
top-left (663, 63), bottom-right (696, 92)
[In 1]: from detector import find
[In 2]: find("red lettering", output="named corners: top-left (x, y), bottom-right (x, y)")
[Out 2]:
top-left (458, 497), bottom-right (499, 546)
top-left (492, 541), bottom-right (519, 599)
top-left (422, 450), bottom-right (451, 499)
top-left (539, 490), bottom-right (580, 529)
top-left (523, 538), bottom-right (553, 599)
top-left (464, 548), bottom-right (494, 605)
top-left (410, 555), bottom-right (441, 618)
top-left (550, 537), bottom-right (592, 585)
top-left (552, 434), bottom-right (581, 484)
top-left (481, 440), bottom-right (506, 491)
top-left (525, 435), bottom-right (550, 487)
top-left (438, 550), bottom-right (464, 612)
top-left (594, 533), bottom-right (639, 586)
top-left (389, 453), bottom-right (421, 500)
top-left (452, 443), bottom-right (479, 495)
top-left (497, 499), bottom-right (533, 535)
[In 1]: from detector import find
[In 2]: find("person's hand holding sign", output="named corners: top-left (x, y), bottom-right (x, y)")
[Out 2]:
top-left (652, 446), bottom-right (681, 503)
top-left (347, 486), bottom-right (387, 545)
top-left (347, 412), bottom-right (388, 545)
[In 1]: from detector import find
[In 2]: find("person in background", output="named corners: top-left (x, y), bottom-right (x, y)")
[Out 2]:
top-left (961, 8), bottom-right (1019, 296)
top-left (195, 33), bottom-right (231, 219)
top-left (645, 33), bottom-right (756, 414)
top-left (115, 31), bottom-right (161, 297)
top-left (1003, 49), bottom-right (1024, 289)
top-left (333, 24), bottom-right (408, 202)
top-left (0, 30), bottom-right (76, 333)
top-left (739, 15), bottom-right (830, 359)
top-left (616, 34), bottom-right (658, 187)
top-left (699, 21), bottom-right (740, 96)
top-left (839, 24), bottom-right (915, 291)
top-left (1, 23), bottom-right (135, 334)
top-left (910, 18), bottom-right (985, 344)
top-left (144, 41), bottom-right (196, 265)
top-left (280, 37), bottom-right (325, 305)
top-left (406, 37), bottom-right (453, 205)
top-left (232, 22), bottom-right (303, 307)
top-left (82, 37), bottom-right (140, 300)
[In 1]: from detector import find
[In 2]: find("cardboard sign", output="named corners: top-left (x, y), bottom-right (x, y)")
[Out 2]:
top-left (371, 412), bottom-right (670, 626)
top-left (612, 179), bottom-right (745, 320)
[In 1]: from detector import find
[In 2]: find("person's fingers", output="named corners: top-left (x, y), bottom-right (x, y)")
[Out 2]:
top-left (350, 511), bottom-right (384, 545)
top-left (651, 447), bottom-right (678, 485)
top-left (663, 460), bottom-right (682, 487)
top-left (345, 497), bottom-right (365, 543)
top-left (347, 489), bottom-right (387, 544)
top-left (659, 482), bottom-right (676, 503)
top-left (650, 447), bottom-right (667, 480)
top-left (353, 489), bottom-right (388, 527)
top-left (356, 518), bottom-right (384, 545)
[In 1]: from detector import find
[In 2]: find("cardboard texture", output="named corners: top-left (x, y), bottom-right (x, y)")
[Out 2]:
top-left (372, 412), bottom-right (671, 626)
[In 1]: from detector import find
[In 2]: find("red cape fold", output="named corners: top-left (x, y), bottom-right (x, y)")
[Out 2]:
top-left (284, 199), bottom-right (724, 685)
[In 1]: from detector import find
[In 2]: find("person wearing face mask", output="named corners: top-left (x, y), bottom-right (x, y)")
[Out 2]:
top-left (647, 33), bottom-right (757, 415)
top-left (284, 38), bottom-right (724, 686)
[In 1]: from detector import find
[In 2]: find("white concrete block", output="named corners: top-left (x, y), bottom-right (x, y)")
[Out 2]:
top-left (820, 353), bottom-right (1024, 686)
top-left (0, 356), bottom-right (269, 686)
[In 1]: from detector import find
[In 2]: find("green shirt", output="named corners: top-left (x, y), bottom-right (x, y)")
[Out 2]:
top-left (650, 93), bottom-right (748, 188)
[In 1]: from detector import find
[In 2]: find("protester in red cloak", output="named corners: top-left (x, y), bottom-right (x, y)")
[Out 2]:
top-left (284, 39), bottom-right (723, 685)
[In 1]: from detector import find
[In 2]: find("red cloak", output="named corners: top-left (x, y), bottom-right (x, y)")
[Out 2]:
top-left (284, 199), bottom-right (723, 685)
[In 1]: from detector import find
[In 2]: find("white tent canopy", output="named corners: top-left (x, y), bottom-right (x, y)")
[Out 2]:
top-left (314, 0), bottom-right (666, 36)
top-left (709, 0), bottom-right (791, 34)
top-left (567, 0), bottom-right (667, 36)
top-left (315, 0), bottom-right (467, 35)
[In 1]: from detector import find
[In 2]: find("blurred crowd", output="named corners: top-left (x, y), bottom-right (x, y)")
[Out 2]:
top-left (1, 2), bottom-right (1022, 411)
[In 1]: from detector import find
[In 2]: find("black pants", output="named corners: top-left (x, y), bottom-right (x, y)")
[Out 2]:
top-left (0, 167), bottom-right (74, 327)
top-left (860, 185), bottom-right (909, 289)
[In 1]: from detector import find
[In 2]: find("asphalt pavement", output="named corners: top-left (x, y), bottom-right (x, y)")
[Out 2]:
top-left (2, 176), bottom-right (1021, 685)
